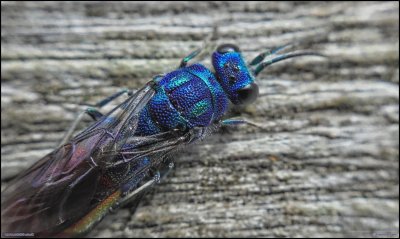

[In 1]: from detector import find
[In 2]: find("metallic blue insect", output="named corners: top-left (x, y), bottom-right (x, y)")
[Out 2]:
top-left (1, 42), bottom-right (323, 237)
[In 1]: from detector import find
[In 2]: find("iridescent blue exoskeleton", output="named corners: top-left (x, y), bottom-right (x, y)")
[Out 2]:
top-left (1, 42), bottom-right (323, 237)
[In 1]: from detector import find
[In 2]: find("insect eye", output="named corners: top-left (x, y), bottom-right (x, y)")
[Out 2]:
top-left (237, 82), bottom-right (259, 105)
top-left (217, 44), bottom-right (240, 54)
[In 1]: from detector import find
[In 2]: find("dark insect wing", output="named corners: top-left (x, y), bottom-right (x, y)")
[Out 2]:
top-left (1, 83), bottom-right (178, 236)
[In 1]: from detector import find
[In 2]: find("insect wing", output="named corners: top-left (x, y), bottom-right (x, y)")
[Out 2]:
top-left (1, 84), bottom-right (155, 236)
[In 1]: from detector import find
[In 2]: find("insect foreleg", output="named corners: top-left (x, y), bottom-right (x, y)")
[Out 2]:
top-left (179, 26), bottom-right (218, 68)
top-left (179, 48), bottom-right (202, 68)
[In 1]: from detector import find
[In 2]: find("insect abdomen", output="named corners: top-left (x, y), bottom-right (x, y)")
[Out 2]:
top-left (136, 64), bottom-right (228, 136)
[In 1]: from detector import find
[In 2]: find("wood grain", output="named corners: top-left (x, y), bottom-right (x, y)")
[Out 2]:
top-left (1, 1), bottom-right (398, 237)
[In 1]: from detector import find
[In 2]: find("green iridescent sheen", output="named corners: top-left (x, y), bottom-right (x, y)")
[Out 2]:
top-left (189, 99), bottom-right (209, 117)
top-left (166, 77), bottom-right (191, 91)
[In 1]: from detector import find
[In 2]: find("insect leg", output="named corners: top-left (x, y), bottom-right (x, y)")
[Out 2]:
top-left (118, 160), bottom-right (175, 213)
top-left (117, 171), bottom-right (160, 209)
top-left (92, 88), bottom-right (133, 108)
top-left (85, 107), bottom-right (104, 121)
top-left (58, 89), bottom-right (133, 146)
top-left (179, 26), bottom-right (218, 68)
top-left (179, 48), bottom-right (202, 68)
top-left (221, 118), bottom-right (264, 129)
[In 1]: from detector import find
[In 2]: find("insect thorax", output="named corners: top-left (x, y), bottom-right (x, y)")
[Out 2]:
top-left (136, 64), bottom-right (228, 136)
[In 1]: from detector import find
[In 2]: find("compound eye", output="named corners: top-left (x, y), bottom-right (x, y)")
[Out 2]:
top-left (217, 44), bottom-right (240, 54)
top-left (237, 82), bottom-right (259, 105)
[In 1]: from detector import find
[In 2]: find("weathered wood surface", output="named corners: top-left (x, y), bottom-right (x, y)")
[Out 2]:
top-left (1, 1), bottom-right (399, 237)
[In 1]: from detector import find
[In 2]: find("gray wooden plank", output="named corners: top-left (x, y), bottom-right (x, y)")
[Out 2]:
top-left (1, 1), bottom-right (398, 237)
